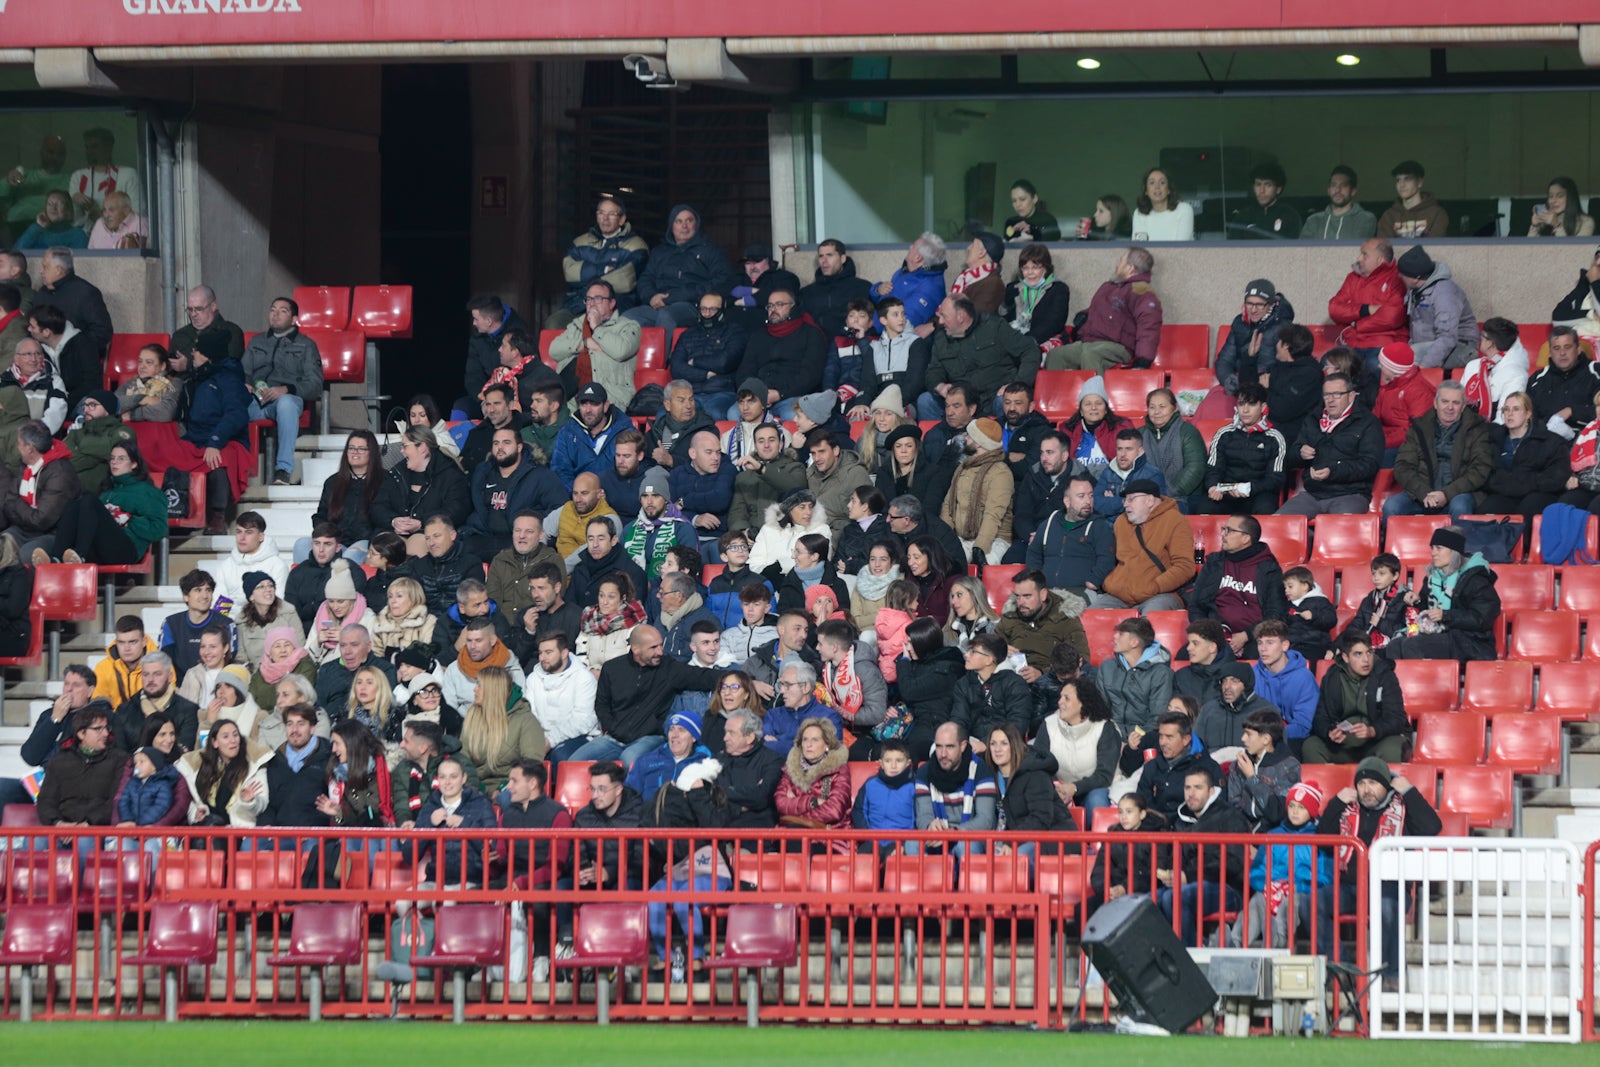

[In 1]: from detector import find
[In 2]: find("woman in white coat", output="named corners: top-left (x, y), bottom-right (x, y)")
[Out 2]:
top-left (748, 489), bottom-right (830, 575)
top-left (174, 718), bottom-right (274, 827)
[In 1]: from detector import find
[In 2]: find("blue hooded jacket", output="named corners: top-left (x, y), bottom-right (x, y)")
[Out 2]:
top-left (117, 762), bottom-right (178, 826)
top-left (880, 259), bottom-right (949, 329)
top-left (550, 403), bottom-right (630, 490)
top-left (1247, 815), bottom-right (1332, 894)
top-left (763, 695), bottom-right (842, 755)
top-left (1252, 649), bottom-right (1321, 740)
top-left (180, 356), bottom-right (251, 449)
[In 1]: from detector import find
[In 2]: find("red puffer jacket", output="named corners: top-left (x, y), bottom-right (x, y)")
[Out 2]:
top-left (1373, 367), bottom-right (1437, 449)
top-left (1327, 261), bottom-right (1408, 349)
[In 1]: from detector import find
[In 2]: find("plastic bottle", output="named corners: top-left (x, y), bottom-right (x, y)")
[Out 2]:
top-left (1301, 1007), bottom-right (1315, 1038)
top-left (670, 943), bottom-right (686, 984)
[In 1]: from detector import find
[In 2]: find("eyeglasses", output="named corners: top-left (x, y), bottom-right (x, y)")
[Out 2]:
top-left (719, 682), bottom-right (744, 691)
top-left (596, 210), bottom-right (622, 218)
top-left (584, 295), bottom-right (614, 304)
top-left (1222, 525), bottom-right (1249, 536)
top-left (887, 513), bottom-right (911, 523)
top-left (777, 680), bottom-right (808, 689)
top-left (346, 445), bottom-right (370, 453)
top-left (765, 300), bottom-right (794, 309)
top-left (1322, 390), bottom-right (1351, 398)
top-left (185, 306), bottom-right (211, 315)
top-left (724, 543), bottom-right (751, 553)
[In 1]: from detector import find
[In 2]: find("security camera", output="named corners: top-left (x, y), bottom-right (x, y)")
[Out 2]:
top-left (622, 53), bottom-right (685, 90)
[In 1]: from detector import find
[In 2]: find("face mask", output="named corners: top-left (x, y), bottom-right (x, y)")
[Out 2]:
top-left (698, 309), bottom-right (725, 329)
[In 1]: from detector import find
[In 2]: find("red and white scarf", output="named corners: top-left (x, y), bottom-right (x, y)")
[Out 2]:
top-left (18, 460), bottom-right (43, 508)
top-left (1461, 350), bottom-right (1501, 416)
top-left (73, 165), bottom-right (125, 202)
top-left (1235, 412), bottom-right (1274, 435)
top-left (1570, 419), bottom-right (1599, 474)
top-left (1337, 791), bottom-right (1406, 868)
top-left (949, 263), bottom-right (996, 295)
top-left (825, 649), bottom-right (865, 720)
top-left (1318, 405), bottom-right (1354, 436)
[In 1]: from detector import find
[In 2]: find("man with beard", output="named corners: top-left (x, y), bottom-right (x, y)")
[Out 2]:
top-left (799, 239), bottom-right (875, 339)
top-left (550, 382), bottom-right (630, 490)
top-left (912, 722), bottom-right (999, 857)
top-left (1026, 473), bottom-right (1115, 601)
top-left (544, 472), bottom-right (618, 564)
top-left (670, 430), bottom-right (735, 547)
top-left (487, 511), bottom-right (565, 622)
top-left (464, 426), bottom-right (565, 560)
top-left (509, 561), bottom-right (583, 664)
top-left (36, 705), bottom-right (128, 829)
top-left (729, 422), bottom-right (807, 534)
top-left (999, 380), bottom-right (1054, 477)
top-left (669, 291), bottom-right (747, 421)
top-left (645, 379), bottom-right (715, 470)
top-left (460, 382), bottom-right (529, 475)
top-left (623, 467), bottom-right (697, 581)
top-left (1005, 431), bottom-right (1074, 564)
top-left (1187, 514), bottom-right (1288, 658)
top-left (734, 282), bottom-right (829, 420)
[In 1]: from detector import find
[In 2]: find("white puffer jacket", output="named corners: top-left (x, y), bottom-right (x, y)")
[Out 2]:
top-left (747, 501), bottom-right (831, 575)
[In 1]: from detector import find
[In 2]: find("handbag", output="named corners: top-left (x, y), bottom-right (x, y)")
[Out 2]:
top-left (871, 702), bottom-right (912, 741)
top-left (1456, 517), bottom-right (1522, 565)
top-left (161, 467), bottom-right (190, 518)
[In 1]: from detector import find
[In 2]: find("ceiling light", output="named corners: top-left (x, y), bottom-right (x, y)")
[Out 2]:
top-left (1076, 57), bottom-right (1101, 70)
top-left (1335, 54), bottom-right (1361, 66)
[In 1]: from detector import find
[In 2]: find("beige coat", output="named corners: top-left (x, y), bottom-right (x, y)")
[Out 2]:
top-left (549, 312), bottom-right (642, 410)
top-left (174, 740), bottom-right (275, 827)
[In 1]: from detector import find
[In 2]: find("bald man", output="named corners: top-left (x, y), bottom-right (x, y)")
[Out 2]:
top-left (577, 624), bottom-right (722, 767)
top-left (544, 470), bottom-right (620, 562)
top-left (169, 284), bottom-right (245, 362)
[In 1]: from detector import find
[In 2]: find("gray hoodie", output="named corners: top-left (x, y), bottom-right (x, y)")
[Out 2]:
top-left (1406, 262), bottom-right (1480, 370)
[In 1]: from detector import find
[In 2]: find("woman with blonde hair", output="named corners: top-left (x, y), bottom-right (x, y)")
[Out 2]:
top-left (459, 664), bottom-right (547, 794)
top-left (345, 665), bottom-right (401, 750)
top-left (701, 670), bottom-right (764, 754)
top-left (369, 576), bottom-right (438, 659)
top-left (943, 575), bottom-right (999, 651)
top-left (854, 394), bottom-right (910, 475)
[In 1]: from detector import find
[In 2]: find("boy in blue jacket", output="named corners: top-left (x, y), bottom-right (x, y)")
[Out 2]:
top-left (1226, 782), bottom-right (1332, 948)
top-left (851, 741), bottom-right (916, 851)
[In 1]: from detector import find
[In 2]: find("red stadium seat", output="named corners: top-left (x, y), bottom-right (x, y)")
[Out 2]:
top-left (1297, 764), bottom-right (1356, 801)
top-left (637, 327), bottom-right (670, 369)
top-left (5, 850), bottom-right (77, 904)
top-left (847, 761), bottom-right (879, 801)
top-left (1257, 515), bottom-right (1309, 565)
top-left (1505, 609), bottom-right (1580, 663)
top-left (1034, 370), bottom-right (1093, 422)
top-left (312, 330), bottom-right (368, 385)
top-left (1390, 659), bottom-right (1459, 714)
top-left (1556, 565), bottom-right (1600, 616)
top-left (732, 851), bottom-right (807, 892)
top-left (124, 901), bottom-right (220, 1022)
top-left (1367, 469), bottom-right (1399, 515)
top-left (957, 850), bottom-right (1033, 896)
top-left (807, 852), bottom-right (878, 896)
top-left (1412, 711), bottom-right (1486, 765)
top-left (0, 903), bottom-right (76, 1019)
top-left (266, 902), bottom-right (366, 1020)
top-left (157, 848), bottom-right (226, 893)
top-left (981, 563), bottom-right (1023, 612)
top-left (350, 284), bottom-right (413, 338)
top-left (79, 849), bottom-right (152, 913)
top-left (1, 804), bottom-right (40, 828)
top-left (292, 285), bottom-right (351, 330)
top-left (1459, 660), bottom-right (1533, 717)
top-left (1389, 763), bottom-right (1439, 806)
top-left (1535, 662), bottom-right (1600, 723)
top-left (105, 333), bottom-right (166, 390)
top-left (230, 850), bottom-right (301, 893)
top-left (1383, 515), bottom-right (1447, 564)
top-left (1338, 567), bottom-right (1375, 611)
top-left (551, 903), bottom-right (646, 1023)
top-left (1493, 565), bottom-right (1556, 612)
top-left (410, 903), bottom-right (510, 1024)
top-left (1079, 608), bottom-right (1134, 666)
top-left (1486, 714), bottom-right (1563, 776)
top-left (1154, 324), bottom-right (1210, 369)
top-left (1034, 854), bottom-right (1088, 922)
top-left (704, 904), bottom-right (800, 1026)
top-left (700, 563), bottom-right (725, 585)
top-left (1303, 561), bottom-right (1338, 601)
top-left (1101, 369), bottom-right (1164, 415)
top-left (536, 329), bottom-right (562, 371)
top-left (1439, 765), bottom-right (1516, 831)
top-left (1191, 418), bottom-right (1230, 449)
top-left (1165, 368), bottom-right (1214, 399)
top-left (1308, 325), bottom-right (1341, 358)
top-left (1213, 324), bottom-right (1233, 360)
top-left (553, 761), bottom-right (595, 818)
top-left (1309, 514), bottom-right (1380, 566)
top-left (1146, 610), bottom-right (1188, 658)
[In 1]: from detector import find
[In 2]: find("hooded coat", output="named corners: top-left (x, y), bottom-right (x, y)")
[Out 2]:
top-left (373, 448), bottom-right (472, 531)
top-left (1373, 366), bottom-right (1438, 450)
top-left (1189, 541), bottom-right (1289, 639)
top-left (1215, 293), bottom-right (1296, 394)
top-left (1252, 651), bottom-right (1322, 741)
top-left (1404, 262), bottom-right (1480, 369)
top-left (1097, 641), bottom-right (1175, 735)
top-left (636, 205), bottom-right (738, 309)
top-left (562, 219), bottom-right (650, 313)
top-left (878, 257), bottom-right (948, 329)
top-left (995, 588), bottom-right (1090, 669)
top-left (800, 258), bottom-right (875, 339)
top-left (1193, 670), bottom-right (1279, 750)
top-left (996, 747), bottom-right (1081, 846)
top-left (924, 312), bottom-right (1040, 397)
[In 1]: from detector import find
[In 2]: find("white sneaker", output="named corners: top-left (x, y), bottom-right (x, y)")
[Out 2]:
top-left (555, 940), bottom-right (574, 960)
top-left (532, 955), bottom-right (550, 983)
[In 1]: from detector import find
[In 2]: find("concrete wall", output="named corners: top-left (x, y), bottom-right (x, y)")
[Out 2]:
top-left (788, 240), bottom-right (1589, 333)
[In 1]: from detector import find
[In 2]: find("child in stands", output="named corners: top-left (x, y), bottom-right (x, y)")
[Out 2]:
top-left (874, 579), bottom-right (919, 683)
top-left (851, 740), bottom-right (917, 851)
top-left (1087, 792), bottom-right (1167, 913)
top-left (1338, 553), bottom-right (1413, 650)
top-left (828, 298), bottom-right (876, 411)
top-left (1227, 782), bottom-right (1332, 948)
top-left (1283, 566), bottom-right (1337, 660)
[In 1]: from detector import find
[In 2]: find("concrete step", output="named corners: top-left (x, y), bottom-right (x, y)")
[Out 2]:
top-left (1404, 965), bottom-right (1572, 998)
top-left (1552, 814), bottom-right (1600, 845)
top-left (301, 457), bottom-right (340, 486)
top-left (1451, 916), bottom-right (1599, 943)
top-left (240, 485), bottom-right (322, 505)
top-left (1421, 942), bottom-right (1573, 967)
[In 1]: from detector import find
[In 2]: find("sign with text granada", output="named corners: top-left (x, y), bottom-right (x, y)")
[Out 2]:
top-left (0, 0), bottom-right (1591, 49)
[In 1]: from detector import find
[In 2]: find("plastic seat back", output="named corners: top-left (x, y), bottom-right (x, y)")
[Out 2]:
top-left (1309, 515), bottom-right (1380, 565)
top-left (6, 850), bottom-right (77, 904)
top-left (33, 564), bottom-right (98, 622)
top-left (1506, 609), bottom-right (1580, 663)
top-left (292, 286), bottom-right (352, 331)
top-left (1494, 565), bottom-right (1556, 612)
top-left (350, 284), bottom-right (413, 337)
top-left (1257, 514), bottom-right (1309, 565)
top-left (553, 761), bottom-right (594, 818)
top-left (1413, 711), bottom-right (1486, 765)
top-left (1459, 660), bottom-right (1533, 717)
top-left (1033, 370), bottom-right (1093, 422)
top-left (1101, 368), bottom-right (1164, 414)
top-left (1439, 766), bottom-right (1515, 830)
top-left (1383, 515), bottom-right (1448, 565)
top-left (1486, 714), bottom-right (1563, 776)
top-left (158, 849), bottom-right (226, 893)
top-left (0, 903), bottom-right (77, 965)
top-left (1535, 662), bottom-right (1600, 722)
top-left (305, 329), bottom-right (367, 384)
top-left (981, 564), bottom-right (1023, 613)
top-left (719, 903), bottom-right (799, 966)
top-left (1391, 658), bottom-right (1460, 713)
top-left (135, 901), bottom-right (221, 966)
top-left (571, 902), bottom-right (648, 963)
top-left (283, 902), bottom-right (365, 965)
top-left (79, 849), bottom-right (152, 911)
top-left (105, 333), bottom-right (167, 389)
top-left (1154, 324), bottom-right (1210, 369)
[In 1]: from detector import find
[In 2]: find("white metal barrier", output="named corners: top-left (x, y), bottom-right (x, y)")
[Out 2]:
top-left (1369, 837), bottom-right (1583, 1042)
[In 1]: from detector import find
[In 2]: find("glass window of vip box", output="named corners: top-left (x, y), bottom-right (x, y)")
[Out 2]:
top-left (2, 108), bottom-right (155, 255)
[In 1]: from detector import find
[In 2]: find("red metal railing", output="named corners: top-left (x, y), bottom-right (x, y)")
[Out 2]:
top-left (1584, 840), bottom-right (1598, 1042)
top-left (0, 826), bottom-right (1367, 1028)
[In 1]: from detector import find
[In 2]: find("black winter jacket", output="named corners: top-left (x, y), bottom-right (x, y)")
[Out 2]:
top-left (1480, 423), bottom-right (1572, 504)
top-left (373, 451), bottom-right (472, 531)
top-left (1528, 354), bottom-right (1600, 438)
top-left (997, 748), bottom-right (1081, 851)
top-left (1290, 404), bottom-right (1384, 501)
top-left (949, 669), bottom-right (1034, 744)
top-left (669, 318), bottom-right (748, 398)
top-left (800, 260), bottom-right (875, 339)
top-left (1205, 422), bottom-right (1288, 495)
top-left (400, 540), bottom-right (487, 617)
top-left (1214, 295), bottom-right (1296, 394)
top-left (594, 656), bottom-right (722, 743)
top-left (1311, 659), bottom-right (1409, 750)
top-left (736, 319), bottom-right (830, 401)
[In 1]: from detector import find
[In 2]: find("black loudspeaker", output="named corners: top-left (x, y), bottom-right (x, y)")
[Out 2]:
top-left (1082, 895), bottom-right (1217, 1033)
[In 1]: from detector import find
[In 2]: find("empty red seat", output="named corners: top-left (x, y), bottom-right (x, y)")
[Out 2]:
top-left (1165, 368), bottom-right (1214, 398)
top-left (553, 761), bottom-right (595, 818)
top-left (1389, 763), bottom-right (1439, 805)
top-left (806, 852), bottom-right (878, 897)
top-left (0, 903), bottom-right (77, 1020)
top-left (5, 850), bottom-right (77, 904)
top-left (1494, 564), bottom-right (1556, 612)
top-left (157, 848), bottom-right (225, 893)
top-left (551, 903), bottom-right (647, 1025)
top-left (1154, 324), bottom-right (1210, 369)
top-left (955, 850), bottom-right (1034, 907)
top-left (732, 850), bottom-right (806, 892)
top-left (410, 903), bottom-right (509, 1024)
top-left (1412, 711), bottom-right (1486, 765)
top-left (1338, 567), bottom-right (1375, 612)
top-left (1034, 854), bottom-right (1088, 922)
top-left (1101, 369), bottom-right (1164, 414)
top-left (1459, 660), bottom-right (1533, 717)
top-left (704, 904), bottom-right (800, 1027)
top-left (310, 329), bottom-right (368, 385)
top-left (105, 333), bottom-right (167, 389)
top-left (1, 804), bottom-right (40, 828)
top-left (1383, 515), bottom-right (1447, 564)
top-left (34, 564), bottom-right (98, 623)
top-left (124, 901), bottom-right (220, 1022)
top-left (1191, 419), bottom-right (1230, 449)
top-left (700, 563), bottom-right (725, 585)
top-left (1368, 469), bottom-right (1399, 515)
top-left (1309, 515), bottom-right (1380, 566)
top-left (846, 761), bottom-right (879, 802)
top-left (981, 563), bottom-right (1023, 613)
top-left (1298, 764), bottom-right (1356, 799)
top-left (637, 327), bottom-right (670, 369)
top-left (350, 284), bottom-right (413, 338)
top-left (1439, 765), bottom-right (1516, 831)
top-left (1486, 714), bottom-right (1563, 776)
top-left (1556, 565), bottom-right (1600, 616)
top-left (1257, 515), bottom-right (1309, 565)
top-left (1390, 659), bottom-right (1459, 713)
top-left (79, 849), bottom-right (152, 913)
top-left (1535, 662), bottom-right (1600, 723)
top-left (1146, 610), bottom-right (1188, 658)
top-left (292, 285), bottom-right (351, 330)
top-left (1034, 370), bottom-right (1094, 422)
top-left (267, 902), bottom-right (366, 1021)
top-left (230, 850), bottom-right (301, 893)
top-left (1506, 609), bottom-right (1580, 663)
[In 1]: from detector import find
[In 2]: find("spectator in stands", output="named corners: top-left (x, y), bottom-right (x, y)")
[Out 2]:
top-left (1303, 631), bottom-right (1409, 765)
top-left (169, 284), bottom-right (244, 363)
top-left (1385, 526), bottom-right (1503, 662)
top-left (1477, 392), bottom-right (1571, 520)
top-left (950, 231), bottom-right (1005, 315)
top-left (1387, 381), bottom-right (1493, 521)
top-left (375, 430), bottom-right (471, 557)
top-left (952, 630), bottom-right (1034, 747)
top-left (1377, 160), bottom-right (1449, 238)
top-left (1187, 515), bottom-right (1288, 656)
top-left (1173, 620), bottom-right (1234, 706)
top-left (769, 531), bottom-right (847, 616)
top-left (313, 623), bottom-right (395, 712)
top-left (387, 719), bottom-right (469, 827)
top-left (578, 624), bottom-right (719, 766)
top-left (0, 665), bottom-right (100, 807)
top-left (1317, 758), bottom-right (1440, 981)
top-left (622, 467), bottom-right (695, 582)
top-left (241, 296), bottom-right (322, 485)
top-left (801, 432), bottom-right (866, 546)
top-left (234, 572), bottom-right (303, 669)
top-left (438, 614), bottom-right (524, 713)
top-left (1199, 385), bottom-right (1287, 515)
top-left (1277, 373), bottom-right (1384, 516)
top-left (211, 513), bottom-right (288, 621)
top-left (1250, 619), bottom-right (1319, 744)
top-left (653, 571), bottom-right (715, 663)
top-left (1126, 710), bottom-right (1217, 823)
top-left (1033, 675), bottom-right (1119, 812)
top-left (174, 717), bottom-right (271, 827)
top-left (800, 238), bottom-right (875, 340)
top-left (667, 292), bottom-right (746, 421)
top-left (1529, 326), bottom-right (1600, 441)
top-left (0, 252), bottom-right (33, 313)
top-left (721, 376), bottom-right (787, 466)
top-left (722, 585), bottom-right (779, 666)
top-left (918, 295), bottom-right (1036, 422)
top-left (626, 709), bottom-right (714, 805)
top-left (406, 393), bottom-right (461, 462)
top-left (583, 438), bottom-right (638, 533)
top-left (995, 570), bottom-right (1088, 673)
top-left (1193, 662), bottom-right (1276, 751)
top-left (461, 294), bottom-right (528, 421)
top-left (987, 723), bottom-right (1080, 857)
top-left (831, 484), bottom-right (889, 578)
top-left (1458, 319), bottom-right (1528, 425)
top-left (0, 283), bottom-right (28, 367)
top-left (898, 534), bottom-right (954, 621)
top-left (558, 272), bottom-right (650, 409)
top-left (249, 628), bottom-right (317, 714)
top-left (813, 618), bottom-right (884, 758)
top-left (875, 423), bottom-right (933, 502)
top-left (459, 382), bottom-right (527, 476)
top-left (41, 437), bottom-right (161, 569)
top-left (1158, 763), bottom-right (1252, 945)
top-left (547, 472), bottom-right (619, 565)
top-left (57, 387), bottom-right (123, 486)
top-left (1372, 342), bottom-right (1436, 463)
top-left (1003, 180), bottom-right (1061, 242)
top-left (1301, 165), bottom-right (1378, 241)
top-left (731, 282), bottom-right (828, 422)
top-left (1327, 238), bottom-right (1408, 373)
top-left (699, 672), bottom-right (763, 758)
top-left (15, 191), bottom-right (86, 250)
top-left (35, 247), bottom-right (109, 354)
top-left (456, 664), bottom-right (545, 794)
top-left (758, 658), bottom-right (838, 756)
top-left (1005, 430), bottom-right (1072, 564)
top-left (1528, 176), bottom-right (1591, 237)
top-left (485, 511), bottom-right (561, 625)
top-left (1138, 390), bottom-right (1202, 508)
top-left (367, 575), bottom-right (435, 662)
top-left (299, 433), bottom-right (381, 564)
top-left (1282, 565), bottom-right (1333, 658)
top-left (1085, 194), bottom-right (1132, 241)
top-left (552, 196), bottom-right (650, 327)
top-left (256, 700), bottom-right (330, 829)
top-left (27, 301), bottom-right (99, 413)
top-left (1553, 245), bottom-right (1600, 344)
top-left (463, 426), bottom-right (564, 562)
top-left (999, 380), bottom-right (1053, 476)
top-left (1214, 281), bottom-right (1296, 408)
top-left (1394, 246), bottom-right (1479, 371)
top-left (1026, 473), bottom-right (1115, 600)
top-left (1224, 708), bottom-right (1302, 832)
top-left (0, 418), bottom-right (78, 562)
top-left (0, 338), bottom-right (67, 436)
top-left (111, 651), bottom-right (199, 753)
top-left (873, 233), bottom-right (948, 337)
top-left (521, 630), bottom-right (599, 764)
top-left (551, 382), bottom-right (630, 491)
top-left (160, 570), bottom-right (232, 676)
top-left (912, 721), bottom-right (999, 852)
top-left (1002, 243), bottom-right (1070, 348)
top-left (1094, 480), bottom-right (1194, 612)
top-left (568, 760), bottom-right (645, 905)
top-left (668, 430), bottom-right (734, 547)
top-left (918, 380), bottom-right (978, 471)
top-left (937, 416), bottom-right (1011, 563)
top-left (1048, 248), bottom-right (1165, 372)
top-left (1094, 425), bottom-right (1171, 518)
top-left (1130, 167), bottom-right (1194, 241)
top-left (1258, 326), bottom-right (1323, 456)
top-left (1096, 616), bottom-right (1175, 737)
top-left (1228, 163), bottom-right (1301, 239)
top-left (567, 515), bottom-right (644, 609)
top-left (486, 330), bottom-right (561, 414)
top-left (520, 383), bottom-right (570, 464)
top-left (304, 558), bottom-right (376, 666)
top-left (850, 301), bottom-right (924, 422)
top-left (773, 715), bottom-right (852, 836)
top-left (627, 205), bottom-right (737, 331)
top-left (35, 704), bottom-right (127, 829)
top-left (287, 524), bottom-right (369, 629)
top-left (882, 492), bottom-right (961, 573)
top-left (408, 754), bottom-right (499, 889)
top-left (65, 127), bottom-right (137, 224)
top-left (159, 333), bottom-right (254, 534)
